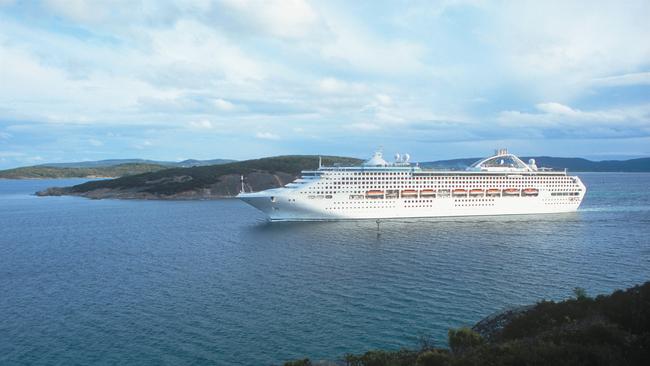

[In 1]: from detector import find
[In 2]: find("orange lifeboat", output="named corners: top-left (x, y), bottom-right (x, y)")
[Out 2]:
top-left (503, 188), bottom-right (520, 196)
top-left (401, 189), bottom-right (418, 197)
top-left (486, 188), bottom-right (501, 196)
top-left (366, 190), bottom-right (384, 197)
top-left (469, 189), bottom-right (484, 196)
top-left (452, 189), bottom-right (467, 196)
top-left (420, 189), bottom-right (436, 196)
top-left (522, 188), bottom-right (539, 196)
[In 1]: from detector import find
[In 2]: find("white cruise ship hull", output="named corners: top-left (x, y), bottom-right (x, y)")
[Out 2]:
top-left (238, 190), bottom-right (584, 221)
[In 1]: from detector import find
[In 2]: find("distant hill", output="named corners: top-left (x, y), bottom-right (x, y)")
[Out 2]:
top-left (0, 163), bottom-right (167, 179)
top-left (420, 156), bottom-right (650, 172)
top-left (39, 158), bottom-right (235, 168)
top-left (36, 155), bottom-right (363, 199)
top-left (0, 158), bottom-right (236, 179)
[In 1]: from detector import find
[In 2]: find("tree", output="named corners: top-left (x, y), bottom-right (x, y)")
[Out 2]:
top-left (573, 287), bottom-right (589, 300)
top-left (448, 327), bottom-right (484, 355)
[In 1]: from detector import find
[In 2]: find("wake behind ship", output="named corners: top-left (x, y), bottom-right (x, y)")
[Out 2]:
top-left (237, 149), bottom-right (586, 221)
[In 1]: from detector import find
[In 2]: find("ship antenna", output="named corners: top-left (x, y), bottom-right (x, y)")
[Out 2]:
top-left (319, 155), bottom-right (322, 169)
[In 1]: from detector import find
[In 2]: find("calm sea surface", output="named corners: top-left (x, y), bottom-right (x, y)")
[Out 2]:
top-left (1, 173), bottom-right (649, 365)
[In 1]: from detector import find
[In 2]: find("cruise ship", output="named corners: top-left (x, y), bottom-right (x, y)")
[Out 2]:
top-left (237, 149), bottom-right (586, 221)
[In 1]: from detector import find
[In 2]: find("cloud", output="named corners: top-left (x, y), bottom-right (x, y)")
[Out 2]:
top-left (219, 0), bottom-right (322, 39)
top-left (0, 151), bottom-right (23, 158)
top-left (213, 98), bottom-right (235, 111)
top-left (1, 1), bottom-right (649, 167)
top-left (346, 122), bottom-right (381, 131)
top-left (88, 138), bottom-right (103, 146)
top-left (498, 102), bottom-right (650, 131)
top-left (189, 119), bottom-right (215, 129)
top-left (255, 132), bottom-right (280, 140)
top-left (591, 72), bottom-right (650, 87)
top-left (319, 11), bottom-right (427, 75)
top-left (483, 1), bottom-right (650, 100)
top-left (133, 140), bottom-right (153, 150)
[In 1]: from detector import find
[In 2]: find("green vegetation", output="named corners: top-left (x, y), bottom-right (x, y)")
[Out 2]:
top-left (65, 155), bottom-right (362, 196)
top-left (0, 163), bottom-right (167, 179)
top-left (284, 281), bottom-right (650, 366)
top-left (284, 359), bottom-right (312, 366)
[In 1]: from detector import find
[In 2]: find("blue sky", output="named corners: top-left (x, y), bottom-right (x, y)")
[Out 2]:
top-left (1, 0), bottom-right (649, 168)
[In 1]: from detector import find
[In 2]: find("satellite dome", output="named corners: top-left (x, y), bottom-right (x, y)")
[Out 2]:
top-left (394, 153), bottom-right (401, 162)
top-left (403, 153), bottom-right (410, 162)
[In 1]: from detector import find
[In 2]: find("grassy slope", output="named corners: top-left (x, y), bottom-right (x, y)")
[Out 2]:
top-left (0, 163), bottom-right (167, 179)
top-left (68, 155), bottom-right (363, 195)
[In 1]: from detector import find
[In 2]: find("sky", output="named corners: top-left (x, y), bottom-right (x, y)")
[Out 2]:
top-left (1, 0), bottom-right (650, 168)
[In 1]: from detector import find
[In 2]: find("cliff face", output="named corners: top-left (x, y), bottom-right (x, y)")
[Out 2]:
top-left (36, 156), bottom-right (362, 200)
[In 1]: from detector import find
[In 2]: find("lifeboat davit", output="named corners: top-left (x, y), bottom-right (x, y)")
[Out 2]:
top-left (469, 189), bottom-right (484, 196)
top-left (503, 188), bottom-right (520, 196)
top-left (486, 188), bottom-right (501, 196)
top-left (522, 188), bottom-right (539, 196)
top-left (401, 189), bottom-right (418, 197)
top-left (366, 190), bottom-right (384, 197)
top-left (420, 189), bottom-right (436, 196)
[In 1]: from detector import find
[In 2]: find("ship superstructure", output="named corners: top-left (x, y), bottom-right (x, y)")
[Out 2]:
top-left (237, 149), bottom-right (586, 221)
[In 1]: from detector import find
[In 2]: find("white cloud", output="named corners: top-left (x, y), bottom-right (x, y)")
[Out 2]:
top-left (220, 0), bottom-right (321, 39)
top-left (145, 19), bottom-right (268, 83)
top-left (1, 0), bottom-right (649, 164)
top-left (189, 119), bottom-right (214, 129)
top-left (498, 102), bottom-right (650, 127)
top-left (318, 77), bottom-right (367, 94)
top-left (484, 1), bottom-right (650, 100)
top-left (213, 98), bottom-right (235, 111)
top-left (0, 151), bottom-right (43, 164)
top-left (255, 131), bottom-right (280, 140)
top-left (133, 140), bottom-right (153, 149)
top-left (346, 122), bottom-right (381, 131)
top-left (591, 72), bottom-right (650, 87)
top-left (0, 151), bottom-right (23, 158)
top-left (319, 14), bottom-right (427, 75)
top-left (88, 138), bottom-right (103, 146)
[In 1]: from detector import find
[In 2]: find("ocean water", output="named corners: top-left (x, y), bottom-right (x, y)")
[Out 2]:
top-left (1, 174), bottom-right (649, 365)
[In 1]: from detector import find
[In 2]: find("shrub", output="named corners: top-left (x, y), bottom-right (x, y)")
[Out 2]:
top-left (415, 350), bottom-right (450, 366)
top-left (343, 349), bottom-right (418, 366)
top-left (573, 287), bottom-right (589, 300)
top-left (448, 327), bottom-right (484, 355)
top-left (284, 359), bottom-right (312, 366)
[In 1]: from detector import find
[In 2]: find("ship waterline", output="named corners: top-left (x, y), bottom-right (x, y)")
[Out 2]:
top-left (238, 149), bottom-right (586, 221)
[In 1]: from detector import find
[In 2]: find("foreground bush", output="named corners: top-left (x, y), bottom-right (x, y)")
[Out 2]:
top-left (284, 281), bottom-right (650, 366)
